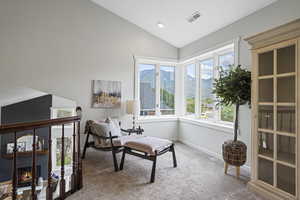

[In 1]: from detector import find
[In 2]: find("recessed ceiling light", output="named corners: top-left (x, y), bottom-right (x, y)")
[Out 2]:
top-left (157, 22), bottom-right (165, 28)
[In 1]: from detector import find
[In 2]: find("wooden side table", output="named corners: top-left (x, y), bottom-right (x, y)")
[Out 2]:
top-left (121, 126), bottom-right (144, 135)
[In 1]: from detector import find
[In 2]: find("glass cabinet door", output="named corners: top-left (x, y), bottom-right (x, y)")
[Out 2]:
top-left (257, 50), bottom-right (275, 188)
top-left (256, 43), bottom-right (297, 197)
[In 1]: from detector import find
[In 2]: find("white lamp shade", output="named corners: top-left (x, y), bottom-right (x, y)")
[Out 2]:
top-left (126, 100), bottom-right (140, 115)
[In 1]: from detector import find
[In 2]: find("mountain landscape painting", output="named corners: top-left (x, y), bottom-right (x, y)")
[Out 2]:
top-left (92, 80), bottom-right (121, 108)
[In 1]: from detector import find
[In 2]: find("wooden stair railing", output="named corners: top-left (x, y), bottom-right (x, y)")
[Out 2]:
top-left (0, 116), bottom-right (82, 200)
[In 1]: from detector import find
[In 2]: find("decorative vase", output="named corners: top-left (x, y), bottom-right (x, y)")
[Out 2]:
top-left (222, 140), bottom-right (247, 166)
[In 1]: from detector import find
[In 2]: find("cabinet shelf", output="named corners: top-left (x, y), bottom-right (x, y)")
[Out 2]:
top-left (258, 75), bottom-right (274, 79)
top-left (258, 128), bottom-right (274, 134)
top-left (2, 150), bottom-right (49, 159)
top-left (258, 153), bottom-right (296, 168)
top-left (258, 72), bottom-right (296, 79)
top-left (258, 151), bottom-right (273, 159)
top-left (258, 154), bottom-right (273, 162)
top-left (258, 102), bottom-right (274, 106)
top-left (276, 131), bottom-right (295, 137)
top-left (277, 102), bottom-right (295, 106)
top-left (277, 72), bottom-right (296, 78)
top-left (277, 152), bottom-right (296, 167)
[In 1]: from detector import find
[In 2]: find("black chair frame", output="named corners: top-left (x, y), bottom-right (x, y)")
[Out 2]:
top-left (82, 123), bottom-right (178, 182)
top-left (82, 129), bottom-right (122, 172)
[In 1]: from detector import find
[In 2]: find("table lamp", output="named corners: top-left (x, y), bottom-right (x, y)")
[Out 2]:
top-left (126, 100), bottom-right (140, 129)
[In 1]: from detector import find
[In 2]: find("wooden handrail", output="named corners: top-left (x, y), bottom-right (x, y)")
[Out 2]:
top-left (0, 116), bottom-right (81, 134)
top-left (1, 115), bottom-right (82, 200)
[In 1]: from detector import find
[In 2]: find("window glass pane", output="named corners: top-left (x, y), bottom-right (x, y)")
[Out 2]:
top-left (221, 105), bottom-right (234, 122)
top-left (277, 106), bottom-right (295, 134)
top-left (200, 59), bottom-right (215, 119)
top-left (258, 105), bottom-right (274, 130)
top-left (185, 64), bottom-right (196, 114)
top-left (259, 78), bottom-right (273, 102)
top-left (160, 66), bottom-right (175, 115)
top-left (219, 52), bottom-right (234, 122)
top-left (258, 158), bottom-right (273, 185)
top-left (259, 51), bottom-right (274, 76)
top-left (277, 135), bottom-right (295, 165)
top-left (139, 64), bottom-right (156, 116)
top-left (277, 164), bottom-right (295, 195)
top-left (277, 76), bottom-right (295, 103)
top-left (56, 137), bottom-right (72, 167)
top-left (258, 132), bottom-right (274, 158)
top-left (219, 52), bottom-right (234, 71)
top-left (277, 45), bottom-right (295, 74)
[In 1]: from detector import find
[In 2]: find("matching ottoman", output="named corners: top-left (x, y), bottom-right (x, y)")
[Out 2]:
top-left (119, 136), bottom-right (177, 183)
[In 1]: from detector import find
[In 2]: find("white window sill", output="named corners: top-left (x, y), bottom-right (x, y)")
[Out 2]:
top-left (136, 116), bottom-right (234, 134)
top-left (137, 116), bottom-right (178, 123)
top-left (179, 117), bottom-right (234, 135)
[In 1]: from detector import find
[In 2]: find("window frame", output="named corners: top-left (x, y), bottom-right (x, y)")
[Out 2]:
top-left (134, 38), bottom-right (240, 126)
top-left (182, 44), bottom-right (236, 125)
top-left (135, 59), bottom-right (178, 118)
top-left (160, 65), bottom-right (176, 116)
top-left (184, 61), bottom-right (198, 116)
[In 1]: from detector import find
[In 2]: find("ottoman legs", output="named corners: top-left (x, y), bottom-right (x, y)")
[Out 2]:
top-left (150, 155), bottom-right (157, 183)
top-left (119, 144), bottom-right (177, 183)
top-left (171, 144), bottom-right (177, 168)
top-left (112, 147), bottom-right (119, 172)
top-left (120, 149), bottom-right (126, 170)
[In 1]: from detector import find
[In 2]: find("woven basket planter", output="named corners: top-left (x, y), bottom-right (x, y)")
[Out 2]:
top-left (222, 140), bottom-right (247, 166)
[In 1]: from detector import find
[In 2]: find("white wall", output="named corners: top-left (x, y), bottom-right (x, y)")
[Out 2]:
top-left (138, 118), bottom-right (179, 141)
top-left (0, 0), bottom-right (178, 140)
top-left (178, 0), bottom-right (300, 168)
top-left (178, 119), bottom-right (233, 160)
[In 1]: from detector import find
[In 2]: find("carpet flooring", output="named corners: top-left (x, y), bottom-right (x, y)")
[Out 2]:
top-left (68, 143), bottom-right (265, 200)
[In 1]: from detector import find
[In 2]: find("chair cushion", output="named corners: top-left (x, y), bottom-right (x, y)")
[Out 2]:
top-left (106, 118), bottom-right (121, 137)
top-left (124, 136), bottom-right (173, 155)
top-left (88, 119), bottom-right (122, 138)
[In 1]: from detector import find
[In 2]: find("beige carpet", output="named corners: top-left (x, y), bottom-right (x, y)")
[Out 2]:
top-left (68, 143), bottom-right (265, 200)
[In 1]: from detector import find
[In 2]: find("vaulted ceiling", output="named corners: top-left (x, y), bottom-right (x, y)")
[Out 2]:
top-left (91, 0), bottom-right (277, 48)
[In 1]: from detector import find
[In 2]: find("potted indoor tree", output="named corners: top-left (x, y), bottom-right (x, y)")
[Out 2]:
top-left (213, 65), bottom-right (251, 177)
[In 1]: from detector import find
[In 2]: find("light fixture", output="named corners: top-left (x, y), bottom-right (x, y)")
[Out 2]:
top-left (187, 11), bottom-right (201, 23)
top-left (126, 100), bottom-right (140, 129)
top-left (157, 22), bottom-right (165, 28)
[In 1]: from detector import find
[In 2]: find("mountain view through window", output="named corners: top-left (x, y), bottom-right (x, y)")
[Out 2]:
top-left (139, 64), bottom-right (175, 116)
top-left (185, 64), bottom-right (196, 114)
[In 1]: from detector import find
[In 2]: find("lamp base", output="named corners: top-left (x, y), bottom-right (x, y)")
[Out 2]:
top-left (132, 115), bottom-right (135, 130)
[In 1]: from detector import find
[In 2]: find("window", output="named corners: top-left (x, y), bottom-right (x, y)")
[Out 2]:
top-left (160, 66), bottom-right (175, 115)
top-left (138, 63), bottom-right (176, 116)
top-left (219, 52), bottom-right (234, 71)
top-left (219, 52), bottom-right (235, 122)
top-left (183, 43), bottom-right (235, 124)
top-left (56, 137), bottom-right (72, 167)
top-left (136, 42), bottom-right (236, 124)
top-left (139, 64), bottom-right (156, 116)
top-left (200, 59), bottom-right (215, 120)
top-left (184, 63), bottom-right (196, 114)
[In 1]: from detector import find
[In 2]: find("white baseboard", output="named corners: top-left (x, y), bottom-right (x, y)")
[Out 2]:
top-left (180, 139), bottom-right (223, 160)
top-left (179, 139), bottom-right (251, 173)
